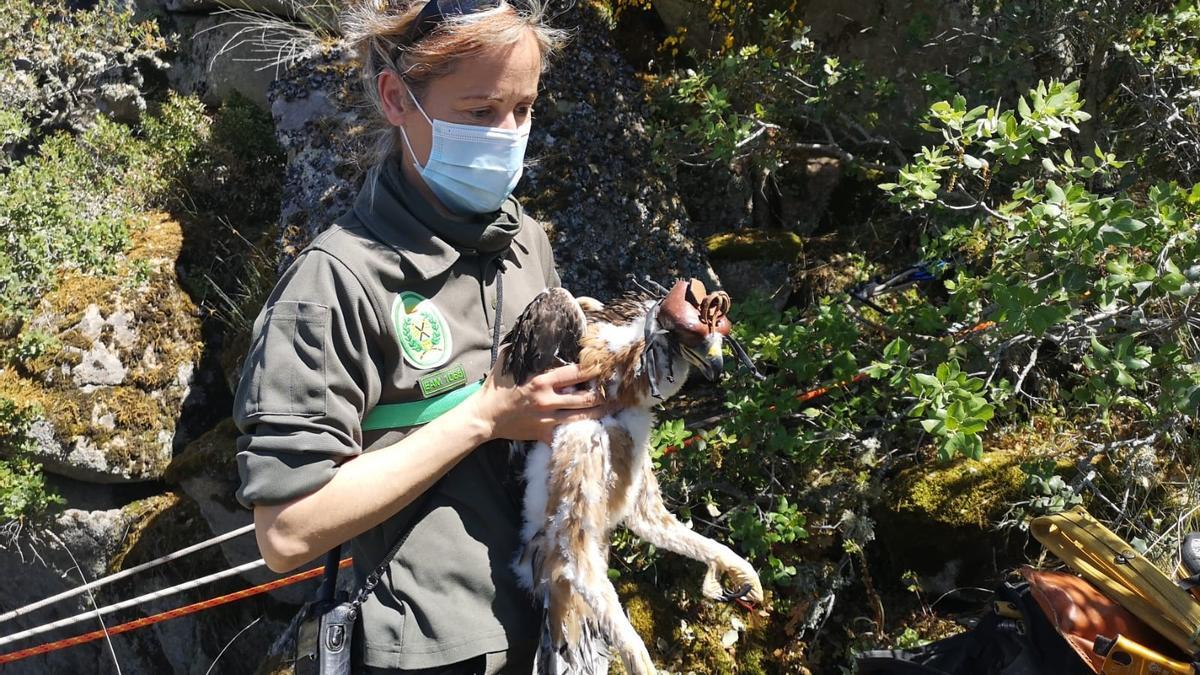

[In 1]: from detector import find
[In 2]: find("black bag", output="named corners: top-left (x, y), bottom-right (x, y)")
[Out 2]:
top-left (294, 548), bottom-right (355, 675)
top-left (855, 579), bottom-right (1093, 675)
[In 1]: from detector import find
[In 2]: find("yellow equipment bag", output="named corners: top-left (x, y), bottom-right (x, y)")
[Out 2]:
top-left (1030, 506), bottom-right (1200, 658)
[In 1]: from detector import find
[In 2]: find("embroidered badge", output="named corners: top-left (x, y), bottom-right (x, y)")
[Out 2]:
top-left (418, 362), bottom-right (468, 399)
top-left (392, 291), bottom-right (452, 370)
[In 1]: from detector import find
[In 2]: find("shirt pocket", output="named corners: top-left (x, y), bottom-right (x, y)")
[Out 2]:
top-left (245, 300), bottom-right (329, 417)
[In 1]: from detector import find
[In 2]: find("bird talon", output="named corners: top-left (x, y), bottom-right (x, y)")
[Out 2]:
top-left (718, 583), bottom-right (753, 603)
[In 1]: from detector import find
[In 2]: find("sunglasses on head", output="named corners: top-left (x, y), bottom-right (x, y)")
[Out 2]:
top-left (400, 0), bottom-right (505, 48)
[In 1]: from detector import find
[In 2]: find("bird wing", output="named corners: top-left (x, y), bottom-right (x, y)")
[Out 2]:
top-left (501, 287), bottom-right (588, 385)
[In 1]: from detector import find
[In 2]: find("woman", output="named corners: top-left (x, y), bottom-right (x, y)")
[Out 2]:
top-left (232, 1), bottom-right (606, 672)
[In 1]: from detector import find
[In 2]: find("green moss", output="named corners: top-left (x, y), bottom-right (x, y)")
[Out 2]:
top-left (109, 492), bottom-right (180, 573)
top-left (0, 92), bottom-right (208, 319)
top-left (891, 451), bottom-right (1027, 529)
top-left (616, 579), bottom-right (669, 646)
top-left (610, 576), bottom-right (781, 674)
top-left (0, 215), bottom-right (200, 481)
top-left (705, 230), bottom-right (805, 263)
top-left (165, 418), bottom-right (241, 484)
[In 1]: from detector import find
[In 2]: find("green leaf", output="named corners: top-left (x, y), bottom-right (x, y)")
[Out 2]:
top-left (1045, 180), bottom-right (1066, 203)
top-left (1109, 217), bottom-right (1147, 233)
top-left (913, 373), bottom-right (941, 389)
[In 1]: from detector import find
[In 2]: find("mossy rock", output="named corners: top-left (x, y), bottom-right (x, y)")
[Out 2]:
top-left (887, 418), bottom-right (1082, 531)
top-left (875, 423), bottom-right (1080, 583)
top-left (705, 230), bottom-right (804, 263)
top-left (0, 213), bottom-right (204, 483)
top-left (890, 450), bottom-right (1028, 530)
top-left (165, 417), bottom-right (240, 485)
top-left (874, 450), bottom-right (1028, 580)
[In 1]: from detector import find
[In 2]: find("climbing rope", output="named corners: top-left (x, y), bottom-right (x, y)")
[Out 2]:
top-left (0, 558), bottom-right (351, 666)
top-left (0, 523), bottom-right (255, 625)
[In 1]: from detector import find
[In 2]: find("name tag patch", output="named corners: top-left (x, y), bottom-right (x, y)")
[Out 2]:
top-left (418, 362), bottom-right (468, 399)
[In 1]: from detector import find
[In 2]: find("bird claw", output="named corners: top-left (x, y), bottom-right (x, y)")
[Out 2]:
top-left (717, 583), bottom-right (753, 603)
top-left (703, 555), bottom-right (765, 606)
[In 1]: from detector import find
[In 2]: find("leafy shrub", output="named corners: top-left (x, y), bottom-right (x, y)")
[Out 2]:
top-left (0, 0), bottom-right (167, 149)
top-left (0, 92), bottom-right (210, 320)
top-left (643, 78), bottom-right (1198, 606)
top-left (0, 398), bottom-right (60, 522)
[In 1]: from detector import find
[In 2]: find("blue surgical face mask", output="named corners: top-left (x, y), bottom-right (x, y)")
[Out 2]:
top-left (398, 88), bottom-right (531, 215)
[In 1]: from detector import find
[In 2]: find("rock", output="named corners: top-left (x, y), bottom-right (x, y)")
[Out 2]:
top-left (160, 12), bottom-right (301, 112)
top-left (705, 229), bottom-right (804, 307)
top-left (73, 341), bottom-right (127, 387)
top-left (0, 494), bottom-right (293, 674)
top-left (159, 0), bottom-right (292, 16)
top-left (266, 43), bottom-right (363, 262)
top-left (167, 418), bottom-right (309, 602)
top-left (51, 507), bottom-right (141, 578)
top-left (710, 259), bottom-right (791, 307)
top-left (874, 448), bottom-right (1037, 580)
top-left (264, 2), bottom-right (717, 299)
top-left (0, 506), bottom-right (146, 674)
top-left (97, 81), bottom-right (147, 124)
top-left (148, 0), bottom-right (340, 32)
top-left (518, 4), bottom-right (717, 299)
top-left (0, 214), bottom-right (205, 484)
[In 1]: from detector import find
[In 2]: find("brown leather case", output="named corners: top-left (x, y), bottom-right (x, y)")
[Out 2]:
top-left (1020, 566), bottom-right (1185, 673)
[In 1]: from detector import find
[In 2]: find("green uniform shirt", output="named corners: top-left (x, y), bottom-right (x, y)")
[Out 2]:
top-left (232, 154), bottom-right (560, 669)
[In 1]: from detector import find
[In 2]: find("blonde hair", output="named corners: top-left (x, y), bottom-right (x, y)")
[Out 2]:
top-left (343, 0), bottom-right (569, 169)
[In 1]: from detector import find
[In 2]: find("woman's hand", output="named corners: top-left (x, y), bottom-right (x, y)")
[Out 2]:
top-left (469, 351), bottom-right (611, 444)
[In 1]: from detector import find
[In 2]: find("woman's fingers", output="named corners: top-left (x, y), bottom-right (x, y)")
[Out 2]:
top-left (537, 362), bottom-right (598, 389)
top-left (547, 388), bottom-right (600, 410)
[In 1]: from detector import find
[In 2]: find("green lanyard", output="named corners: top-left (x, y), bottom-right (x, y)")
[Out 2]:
top-left (360, 379), bottom-right (483, 431)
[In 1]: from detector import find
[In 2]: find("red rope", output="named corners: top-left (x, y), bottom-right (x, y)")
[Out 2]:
top-left (0, 558), bottom-right (352, 666)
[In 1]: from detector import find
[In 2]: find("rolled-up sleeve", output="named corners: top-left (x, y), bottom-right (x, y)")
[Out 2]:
top-left (232, 250), bottom-right (383, 508)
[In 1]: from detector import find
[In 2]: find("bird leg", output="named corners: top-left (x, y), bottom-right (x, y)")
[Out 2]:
top-left (624, 458), bottom-right (765, 605)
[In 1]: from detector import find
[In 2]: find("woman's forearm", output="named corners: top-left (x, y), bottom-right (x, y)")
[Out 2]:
top-left (253, 396), bottom-right (494, 572)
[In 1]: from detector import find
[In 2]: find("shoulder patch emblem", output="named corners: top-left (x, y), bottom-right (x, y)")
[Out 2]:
top-left (392, 291), bottom-right (452, 370)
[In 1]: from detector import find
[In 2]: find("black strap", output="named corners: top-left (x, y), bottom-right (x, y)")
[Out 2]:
top-left (347, 488), bottom-right (437, 620)
top-left (490, 256), bottom-right (505, 369)
top-left (315, 547), bottom-right (341, 603)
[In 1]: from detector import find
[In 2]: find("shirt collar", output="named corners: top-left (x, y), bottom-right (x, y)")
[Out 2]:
top-left (351, 155), bottom-right (524, 280)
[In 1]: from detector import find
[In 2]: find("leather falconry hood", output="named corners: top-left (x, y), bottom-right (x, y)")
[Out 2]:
top-left (658, 278), bottom-right (732, 346)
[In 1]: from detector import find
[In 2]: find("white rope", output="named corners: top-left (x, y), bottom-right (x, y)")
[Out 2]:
top-left (45, 530), bottom-right (122, 675)
top-left (0, 558), bottom-right (267, 648)
top-left (0, 524), bottom-right (255, 626)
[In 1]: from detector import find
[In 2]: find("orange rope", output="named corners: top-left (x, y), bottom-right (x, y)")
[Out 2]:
top-left (661, 320), bottom-right (995, 457)
top-left (0, 558), bottom-right (352, 666)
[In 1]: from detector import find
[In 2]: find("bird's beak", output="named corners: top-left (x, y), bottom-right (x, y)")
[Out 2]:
top-left (686, 335), bottom-right (725, 381)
